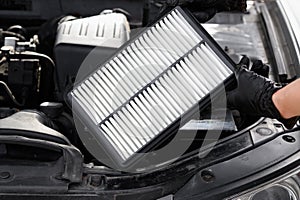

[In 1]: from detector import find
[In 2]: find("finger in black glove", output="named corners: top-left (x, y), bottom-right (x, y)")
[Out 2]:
top-left (251, 60), bottom-right (270, 78)
top-left (238, 55), bottom-right (250, 69)
top-left (237, 55), bottom-right (270, 78)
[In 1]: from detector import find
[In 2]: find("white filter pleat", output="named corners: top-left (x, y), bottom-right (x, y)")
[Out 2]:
top-left (71, 8), bottom-right (233, 161)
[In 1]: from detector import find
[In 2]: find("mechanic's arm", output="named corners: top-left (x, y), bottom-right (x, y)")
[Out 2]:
top-left (273, 79), bottom-right (300, 119)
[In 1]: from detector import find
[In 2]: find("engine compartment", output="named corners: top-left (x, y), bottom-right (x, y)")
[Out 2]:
top-left (0, 2), bottom-right (295, 195)
top-left (0, 1), bottom-right (284, 167)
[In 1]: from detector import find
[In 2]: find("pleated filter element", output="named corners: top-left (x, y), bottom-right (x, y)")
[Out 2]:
top-left (70, 7), bottom-right (235, 166)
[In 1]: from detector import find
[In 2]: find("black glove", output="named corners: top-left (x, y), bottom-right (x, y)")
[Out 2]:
top-left (163, 0), bottom-right (247, 22)
top-left (227, 60), bottom-right (297, 129)
top-left (251, 60), bottom-right (270, 78)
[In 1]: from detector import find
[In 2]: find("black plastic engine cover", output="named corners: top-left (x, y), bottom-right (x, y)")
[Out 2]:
top-left (0, 110), bottom-right (84, 191)
top-left (0, 110), bottom-right (70, 144)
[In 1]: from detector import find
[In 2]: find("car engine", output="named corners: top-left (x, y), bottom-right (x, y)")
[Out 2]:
top-left (0, 10), bottom-right (132, 166)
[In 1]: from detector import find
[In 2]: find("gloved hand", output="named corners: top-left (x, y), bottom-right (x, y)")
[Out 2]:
top-left (227, 58), bottom-right (297, 129)
top-left (163, 0), bottom-right (247, 23)
top-left (237, 56), bottom-right (270, 78)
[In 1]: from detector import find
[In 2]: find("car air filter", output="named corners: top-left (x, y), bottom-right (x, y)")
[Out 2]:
top-left (69, 7), bottom-right (235, 169)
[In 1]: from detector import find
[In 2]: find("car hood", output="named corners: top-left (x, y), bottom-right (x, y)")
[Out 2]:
top-left (278, 0), bottom-right (300, 62)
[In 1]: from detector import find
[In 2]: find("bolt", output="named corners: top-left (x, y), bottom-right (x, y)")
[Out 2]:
top-left (90, 175), bottom-right (102, 187)
top-left (201, 170), bottom-right (215, 183)
top-left (0, 172), bottom-right (10, 179)
top-left (256, 127), bottom-right (273, 136)
top-left (283, 135), bottom-right (296, 143)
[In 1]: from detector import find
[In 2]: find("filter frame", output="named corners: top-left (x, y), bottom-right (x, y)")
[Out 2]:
top-left (68, 6), bottom-right (237, 171)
